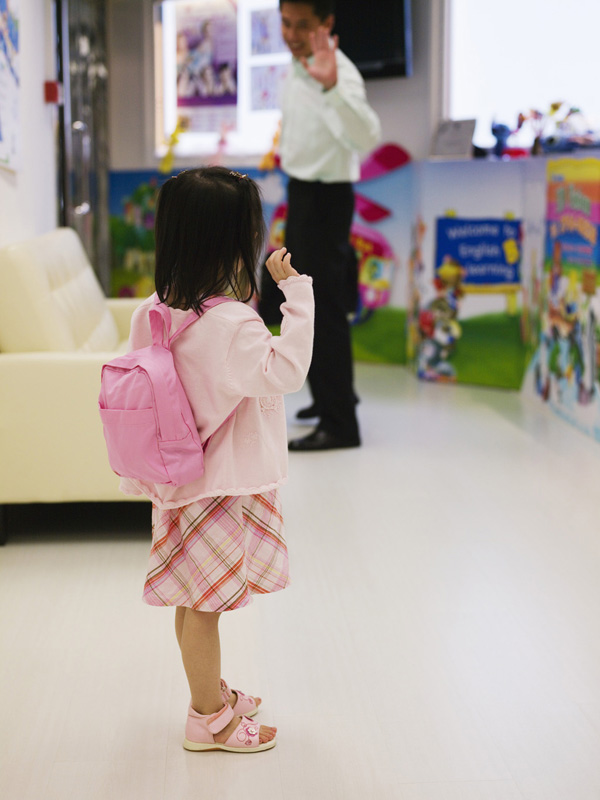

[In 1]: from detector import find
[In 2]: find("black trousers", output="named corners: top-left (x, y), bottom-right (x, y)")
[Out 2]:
top-left (284, 178), bottom-right (359, 441)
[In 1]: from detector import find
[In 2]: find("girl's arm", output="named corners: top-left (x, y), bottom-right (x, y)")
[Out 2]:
top-left (225, 248), bottom-right (314, 397)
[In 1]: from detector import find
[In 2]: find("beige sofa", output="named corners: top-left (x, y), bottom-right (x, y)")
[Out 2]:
top-left (0, 228), bottom-right (146, 540)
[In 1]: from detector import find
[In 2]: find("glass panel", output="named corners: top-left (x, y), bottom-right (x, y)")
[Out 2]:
top-left (58, 0), bottom-right (110, 290)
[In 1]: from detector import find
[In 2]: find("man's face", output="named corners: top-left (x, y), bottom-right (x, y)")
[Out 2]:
top-left (280, 2), bottom-right (334, 60)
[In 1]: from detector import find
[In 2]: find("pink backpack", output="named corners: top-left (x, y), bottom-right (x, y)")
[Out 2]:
top-left (98, 295), bottom-right (233, 487)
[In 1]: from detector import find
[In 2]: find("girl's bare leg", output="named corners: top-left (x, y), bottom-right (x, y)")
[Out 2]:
top-left (175, 606), bottom-right (186, 650)
top-left (180, 608), bottom-right (223, 714)
top-left (178, 607), bottom-right (276, 745)
top-left (177, 606), bottom-right (263, 712)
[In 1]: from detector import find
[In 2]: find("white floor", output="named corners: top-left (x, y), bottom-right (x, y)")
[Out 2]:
top-left (2, 363), bottom-right (600, 800)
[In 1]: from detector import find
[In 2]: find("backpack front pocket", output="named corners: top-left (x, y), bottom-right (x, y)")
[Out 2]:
top-left (99, 407), bottom-right (171, 483)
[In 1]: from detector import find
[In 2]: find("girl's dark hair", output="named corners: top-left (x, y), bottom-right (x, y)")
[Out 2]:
top-left (279, 0), bottom-right (334, 20)
top-left (154, 166), bottom-right (265, 312)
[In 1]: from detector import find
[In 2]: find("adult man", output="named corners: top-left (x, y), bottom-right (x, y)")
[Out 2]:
top-left (279, 0), bottom-right (381, 451)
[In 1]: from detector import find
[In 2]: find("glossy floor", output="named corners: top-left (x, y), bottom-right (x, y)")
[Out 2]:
top-left (1, 363), bottom-right (600, 800)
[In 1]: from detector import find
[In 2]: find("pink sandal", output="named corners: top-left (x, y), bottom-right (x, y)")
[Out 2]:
top-left (220, 678), bottom-right (259, 718)
top-left (183, 702), bottom-right (276, 753)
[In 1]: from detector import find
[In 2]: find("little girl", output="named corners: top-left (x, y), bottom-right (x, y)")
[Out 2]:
top-left (121, 167), bottom-right (314, 753)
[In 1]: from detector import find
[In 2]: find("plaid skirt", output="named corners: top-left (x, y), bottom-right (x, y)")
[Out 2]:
top-left (143, 490), bottom-right (290, 612)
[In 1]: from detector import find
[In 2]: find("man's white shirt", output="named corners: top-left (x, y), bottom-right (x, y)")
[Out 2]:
top-left (279, 49), bottom-right (381, 183)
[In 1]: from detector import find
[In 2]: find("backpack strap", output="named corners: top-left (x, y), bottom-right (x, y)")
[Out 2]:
top-left (149, 295), bottom-right (235, 348)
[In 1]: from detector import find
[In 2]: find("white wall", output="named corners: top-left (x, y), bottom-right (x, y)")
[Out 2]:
top-left (367, 0), bottom-right (445, 163)
top-left (107, 0), bottom-right (154, 171)
top-left (0, 1), bottom-right (57, 248)
top-left (107, 0), bottom-right (445, 170)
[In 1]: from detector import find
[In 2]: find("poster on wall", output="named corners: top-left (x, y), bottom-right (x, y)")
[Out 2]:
top-left (409, 216), bottom-right (528, 388)
top-left (250, 7), bottom-right (286, 55)
top-left (249, 7), bottom-right (288, 111)
top-left (526, 158), bottom-right (600, 441)
top-left (175, 0), bottom-right (237, 133)
top-left (250, 64), bottom-right (287, 111)
top-left (156, 0), bottom-right (290, 160)
top-left (0, 0), bottom-right (19, 172)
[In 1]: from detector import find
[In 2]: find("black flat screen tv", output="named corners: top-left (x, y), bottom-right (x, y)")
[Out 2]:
top-left (332, 0), bottom-right (413, 79)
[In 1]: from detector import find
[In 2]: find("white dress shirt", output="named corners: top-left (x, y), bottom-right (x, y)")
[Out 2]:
top-left (279, 49), bottom-right (381, 183)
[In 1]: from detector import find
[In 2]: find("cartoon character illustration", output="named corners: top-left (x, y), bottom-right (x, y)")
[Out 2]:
top-left (417, 255), bottom-right (465, 381)
top-left (350, 224), bottom-right (396, 321)
top-left (177, 20), bottom-right (233, 100)
top-left (535, 241), bottom-right (597, 404)
top-left (267, 202), bottom-right (287, 251)
top-left (189, 21), bottom-right (214, 84)
top-left (216, 63), bottom-right (237, 96)
top-left (407, 217), bottom-right (427, 360)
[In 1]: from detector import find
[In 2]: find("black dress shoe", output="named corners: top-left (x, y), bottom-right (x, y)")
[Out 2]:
top-left (288, 429), bottom-right (361, 452)
top-left (296, 404), bottom-right (321, 420)
top-left (296, 395), bottom-right (360, 421)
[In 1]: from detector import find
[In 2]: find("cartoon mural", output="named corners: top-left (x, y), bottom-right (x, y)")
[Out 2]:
top-left (109, 173), bottom-right (162, 299)
top-left (529, 158), bottom-right (600, 438)
top-left (409, 215), bottom-right (528, 387)
top-left (107, 151), bottom-right (600, 443)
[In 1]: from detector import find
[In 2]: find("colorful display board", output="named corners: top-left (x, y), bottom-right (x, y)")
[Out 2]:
top-left (528, 158), bottom-right (600, 440)
top-left (108, 153), bottom-right (600, 425)
top-left (408, 215), bottom-right (528, 388)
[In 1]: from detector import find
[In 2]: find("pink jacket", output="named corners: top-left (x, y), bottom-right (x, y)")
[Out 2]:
top-left (119, 275), bottom-right (314, 509)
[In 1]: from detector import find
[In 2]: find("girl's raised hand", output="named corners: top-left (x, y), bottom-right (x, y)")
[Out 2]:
top-left (265, 247), bottom-right (300, 284)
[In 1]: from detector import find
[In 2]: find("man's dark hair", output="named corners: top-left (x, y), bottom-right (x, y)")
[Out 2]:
top-left (279, 0), bottom-right (335, 21)
top-left (154, 167), bottom-right (265, 313)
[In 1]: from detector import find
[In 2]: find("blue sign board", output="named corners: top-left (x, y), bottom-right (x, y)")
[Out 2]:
top-left (435, 218), bottom-right (522, 285)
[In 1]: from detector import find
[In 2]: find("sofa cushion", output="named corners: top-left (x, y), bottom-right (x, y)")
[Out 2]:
top-left (0, 228), bottom-right (119, 353)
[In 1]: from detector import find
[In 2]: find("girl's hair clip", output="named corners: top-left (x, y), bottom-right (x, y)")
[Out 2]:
top-left (230, 170), bottom-right (248, 180)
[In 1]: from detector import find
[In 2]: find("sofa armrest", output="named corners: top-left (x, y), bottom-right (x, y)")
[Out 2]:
top-left (106, 297), bottom-right (147, 341)
top-left (0, 351), bottom-right (133, 503)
